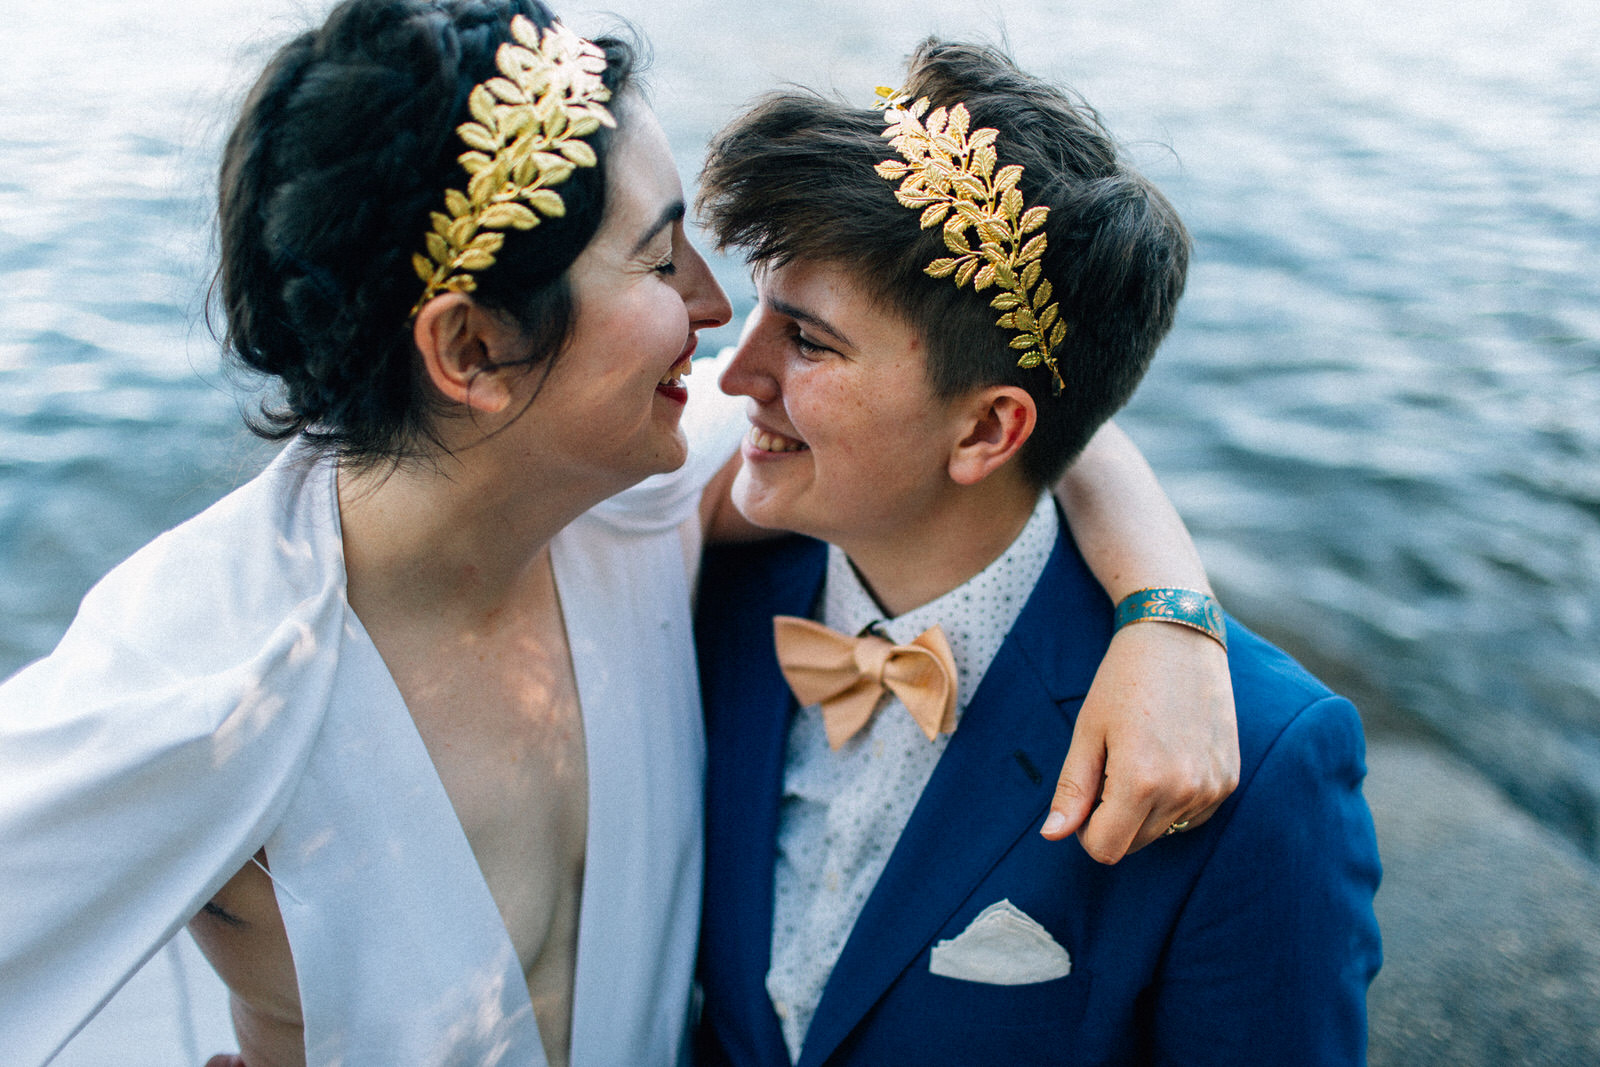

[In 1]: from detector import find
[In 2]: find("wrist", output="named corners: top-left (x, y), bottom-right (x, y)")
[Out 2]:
top-left (1112, 587), bottom-right (1227, 651)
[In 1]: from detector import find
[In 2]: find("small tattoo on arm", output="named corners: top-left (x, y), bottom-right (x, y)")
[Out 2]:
top-left (200, 900), bottom-right (248, 928)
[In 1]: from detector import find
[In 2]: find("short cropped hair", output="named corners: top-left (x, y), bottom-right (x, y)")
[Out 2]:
top-left (698, 40), bottom-right (1189, 486)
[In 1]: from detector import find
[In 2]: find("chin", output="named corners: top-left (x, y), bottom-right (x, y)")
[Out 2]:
top-left (649, 431), bottom-right (690, 475)
top-left (731, 481), bottom-right (803, 536)
top-left (737, 506), bottom-right (787, 533)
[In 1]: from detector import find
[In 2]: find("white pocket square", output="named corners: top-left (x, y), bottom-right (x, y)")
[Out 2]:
top-left (929, 899), bottom-right (1072, 985)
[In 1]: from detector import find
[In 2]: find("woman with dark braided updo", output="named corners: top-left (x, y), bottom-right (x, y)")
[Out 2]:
top-left (0, 2), bottom-right (1236, 1064)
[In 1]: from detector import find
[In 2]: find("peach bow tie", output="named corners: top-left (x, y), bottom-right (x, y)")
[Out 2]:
top-left (772, 615), bottom-right (959, 750)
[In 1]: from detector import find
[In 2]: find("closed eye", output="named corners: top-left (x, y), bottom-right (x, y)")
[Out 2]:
top-left (794, 331), bottom-right (834, 359)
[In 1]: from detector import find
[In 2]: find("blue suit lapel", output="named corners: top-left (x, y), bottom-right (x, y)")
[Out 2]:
top-left (797, 520), bottom-right (1112, 1067)
top-left (698, 537), bottom-right (829, 1065)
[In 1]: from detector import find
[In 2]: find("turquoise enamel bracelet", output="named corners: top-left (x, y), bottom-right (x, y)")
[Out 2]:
top-left (1113, 587), bottom-right (1228, 651)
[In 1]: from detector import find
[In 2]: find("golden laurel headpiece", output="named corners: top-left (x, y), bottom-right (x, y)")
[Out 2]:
top-left (410, 16), bottom-right (615, 317)
top-left (873, 87), bottom-right (1067, 394)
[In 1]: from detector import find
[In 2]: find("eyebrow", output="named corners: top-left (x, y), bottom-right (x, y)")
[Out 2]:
top-left (768, 295), bottom-right (857, 352)
top-left (630, 201), bottom-right (686, 258)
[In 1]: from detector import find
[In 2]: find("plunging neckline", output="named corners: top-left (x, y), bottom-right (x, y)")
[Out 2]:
top-left (259, 442), bottom-right (710, 1066)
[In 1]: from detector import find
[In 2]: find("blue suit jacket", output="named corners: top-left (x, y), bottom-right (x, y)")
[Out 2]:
top-left (693, 526), bottom-right (1382, 1067)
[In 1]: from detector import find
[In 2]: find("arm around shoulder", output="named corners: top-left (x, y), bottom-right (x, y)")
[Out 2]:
top-left (1046, 422), bottom-right (1239, 859)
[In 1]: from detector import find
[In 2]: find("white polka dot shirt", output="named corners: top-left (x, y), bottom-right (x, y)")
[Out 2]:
top-left (765, 493), bottom-right (1059, 1062)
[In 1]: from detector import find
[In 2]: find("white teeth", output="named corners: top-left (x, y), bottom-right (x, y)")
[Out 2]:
top-left (748, 426), bottom-right (808, 453)
top-left (659, 358), bottom-right (693, 387)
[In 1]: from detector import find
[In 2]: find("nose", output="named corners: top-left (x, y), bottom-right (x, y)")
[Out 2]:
top-left (677, 240), bottom-right (733, 332)
top-left (718, 302), bottom-right (780, 403)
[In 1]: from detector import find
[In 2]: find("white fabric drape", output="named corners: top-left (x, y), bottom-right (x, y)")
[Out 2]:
top-left (0, 349), bottom-right (745, 1067)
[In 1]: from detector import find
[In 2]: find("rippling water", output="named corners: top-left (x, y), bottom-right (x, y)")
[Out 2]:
top-left (3, 0), bottom-right (1597, 853)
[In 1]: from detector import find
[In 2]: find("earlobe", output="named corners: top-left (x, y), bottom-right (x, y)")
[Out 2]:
top-left (949, 388), bottom-right (1036, 486)
top-left (412, 294), bottom-right (517, 414)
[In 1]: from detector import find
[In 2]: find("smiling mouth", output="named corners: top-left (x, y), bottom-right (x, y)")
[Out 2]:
top-left (748, 425), bottom-right (808, 453)
top-left (658, 355), bottom-right (693, 390)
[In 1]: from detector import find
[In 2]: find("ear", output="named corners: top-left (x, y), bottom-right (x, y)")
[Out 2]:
top-left (947, 386), bottom-right (1036, 487)
top-left (411, 294), bottom-right (524, 415)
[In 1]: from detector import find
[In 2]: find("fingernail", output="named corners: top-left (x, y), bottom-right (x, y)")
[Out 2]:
top-left (1041, 811), bottom-right (1067, 837)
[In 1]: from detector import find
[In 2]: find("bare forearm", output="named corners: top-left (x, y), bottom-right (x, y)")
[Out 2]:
top-left (1044, 420), bottom-right (1237, 860)
top-left (1054, 421), bottom-right (1211, 599)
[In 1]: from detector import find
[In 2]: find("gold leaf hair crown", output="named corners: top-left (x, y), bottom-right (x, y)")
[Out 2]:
top-left (410, 16), bottom-right (616, 317)
top-left (873, 87), bottom-right (1067, 393)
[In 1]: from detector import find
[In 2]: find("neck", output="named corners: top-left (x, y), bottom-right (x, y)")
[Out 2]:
top-left (336, 443), bottom-right (624, 625)
top-left (837, 473), bottom-right (1041, 619)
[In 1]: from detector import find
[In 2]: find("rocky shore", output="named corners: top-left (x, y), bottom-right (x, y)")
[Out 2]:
top-left (1365, 727), bottom-right (1600, 1066)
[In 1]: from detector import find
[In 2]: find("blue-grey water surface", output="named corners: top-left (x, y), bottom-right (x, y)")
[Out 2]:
top-left (3, 0), bottom-right (1598, 855)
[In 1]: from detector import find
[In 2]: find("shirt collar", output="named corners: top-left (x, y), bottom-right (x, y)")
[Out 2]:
top-left (821, 493), bottom-right (1059, 713)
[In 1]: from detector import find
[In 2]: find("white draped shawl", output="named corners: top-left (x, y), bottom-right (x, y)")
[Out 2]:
top-left (0, 357), bottom-right (745, 1067)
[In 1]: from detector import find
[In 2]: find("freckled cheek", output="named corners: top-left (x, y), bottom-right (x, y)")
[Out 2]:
top-left (811, 433), bottom-right (904, 513)
top-left (795, 379), bottom-right (883, 443)
top-left (809, 420), bottom-right (878, 473)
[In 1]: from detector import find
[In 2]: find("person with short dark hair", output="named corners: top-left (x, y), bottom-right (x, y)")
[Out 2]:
top-left (0, 6), bottom-right (1240, 1065)
top-left (693, 39), bottom-right (1382, 1066)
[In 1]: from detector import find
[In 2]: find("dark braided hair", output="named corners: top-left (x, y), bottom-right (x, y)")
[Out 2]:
top-left (216, 0), bottom-right (637, 466)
